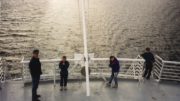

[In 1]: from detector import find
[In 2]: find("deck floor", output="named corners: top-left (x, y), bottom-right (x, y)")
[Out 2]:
top-left (0, 80), bottom-right (180, 101)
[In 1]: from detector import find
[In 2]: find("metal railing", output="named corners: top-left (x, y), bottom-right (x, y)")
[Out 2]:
top-left (154, 55), bottom-right (180, 82)
top-left (1, 55), bottom-right (179, 84)
top-left (21, 56), bottom-right (145, 85)
top-left (0, 57), bottom-right (6, 84)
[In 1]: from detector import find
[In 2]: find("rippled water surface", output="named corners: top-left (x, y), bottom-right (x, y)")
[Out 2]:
top-left (0, 0), bottom-right (180, 61)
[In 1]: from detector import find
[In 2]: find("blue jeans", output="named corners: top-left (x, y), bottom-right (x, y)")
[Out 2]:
top-left (32, 75), bottom-right (40, 100)
top-left (109, 72), bottom-right (119, 85)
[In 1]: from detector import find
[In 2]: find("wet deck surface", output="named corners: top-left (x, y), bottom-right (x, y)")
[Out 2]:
top-left (0, 80), bottom-right (180, 101)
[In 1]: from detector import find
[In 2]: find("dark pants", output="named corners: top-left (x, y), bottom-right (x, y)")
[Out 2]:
top-left (143, 63), bottom-right (153, 79)
top-left (60, 73), bottom-right (68, 87)
top-left (109, 72), bottom-right (119, 85)
top-left (31, 75), bottom-right (40, 100)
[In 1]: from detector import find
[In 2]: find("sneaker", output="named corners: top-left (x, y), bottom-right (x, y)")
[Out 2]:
top-left (106, 83), bottom-right (111, 87)
top-left (32, 98), bottom-right (40, 101)
top-left (60, 87), bottom-right (63, 91)
top-left (64, 87), bottom-right (67, 90)
top-left (112, 84), bottom-right (118, 88)
top-left (146, 77), bottom-right (150, 80)
top-left (36, 94), bottom-right (41, 98)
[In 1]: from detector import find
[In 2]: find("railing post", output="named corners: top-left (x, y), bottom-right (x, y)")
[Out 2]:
top-left (22, 63), bottom-right (24, 81)
top-left (158, 61), bottom-right (164, 82)
top-left (53, 63), bottom-right (56, 87)
top-left (133, 62), bottom-right (136, 79)
top-left (1, 57), bottom-right (6, 83)
top-left (21, 57), bottom-right (25, 85)
top-left (4, 58), bottom-right (6, 83)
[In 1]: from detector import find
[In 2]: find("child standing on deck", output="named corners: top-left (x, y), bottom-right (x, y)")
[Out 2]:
top-left (59, 56), bottom-right (70, 91)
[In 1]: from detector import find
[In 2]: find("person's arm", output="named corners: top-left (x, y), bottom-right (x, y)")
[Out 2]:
top-left (109, 63), bottom-right (112, 68)
top-left (29, 60), bottom-right (32, 69)
top-left (38, 60), bottom-right (42, 75)
top-left (66, 61), bottom-right (70, 69)
top-left (59, 62), bottom-right (62, 69)
top-left (152, 54), bottom-right (155, 63)
top-left (114, 61), bottom-right (120, 72)
top-left (29, 59), bottom-right (35, 75)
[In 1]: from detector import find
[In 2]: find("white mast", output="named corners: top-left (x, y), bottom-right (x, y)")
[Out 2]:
top-left (80, 0), bottom-right (90, 96)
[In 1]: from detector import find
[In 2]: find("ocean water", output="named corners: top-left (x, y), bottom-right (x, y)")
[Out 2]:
top-left (0, 0), bottom-right (180, 60)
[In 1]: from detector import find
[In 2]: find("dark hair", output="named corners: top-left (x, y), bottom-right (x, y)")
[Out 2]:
top-left (146, 47), bottom-right (150, 51)
top-left (110, 56), bottom-right (115, 59)
top-left (62, 56), bottom-right (66, 59)
top-left (33, 49), bottom-right (39, 54)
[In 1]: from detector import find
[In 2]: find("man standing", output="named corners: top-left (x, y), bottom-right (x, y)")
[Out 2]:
top-left (59, 56), bottom-right (69, 91)
top-left (141, 48), bottom-right (155, 80)
top-left (107, 56), bottom-right (120, 88)
top-left (29, 50), bottom-right (42, 101)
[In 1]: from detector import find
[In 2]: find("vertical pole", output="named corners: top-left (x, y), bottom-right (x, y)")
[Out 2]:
top-left (80, 0), bottom-right (90, 96)
top-left (133, 63), bottom-right (136, 79)
top-left (53, 64), bottom-right (56, 87)
top-left (21, 57), bottom-right (25, 85)
top-left (22, 63), bottom-right (25, 86)
top-left (3, 58), bottom-right (6, 83)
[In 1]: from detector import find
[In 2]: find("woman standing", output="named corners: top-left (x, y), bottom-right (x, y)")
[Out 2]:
top-left (107, 56), bottom-right (120, 88)
top-left (59, 56), bottom-right (69, 91)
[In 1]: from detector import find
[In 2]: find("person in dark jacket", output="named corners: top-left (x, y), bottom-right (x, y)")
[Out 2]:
top-left (59, 56), bottom-right (69, 91)
top-left (141, 48), bottom-right (155, 80)
top-left (107, 56), bottom-right (120, 88)
top-left (29, 50), bottom-right (42, 101)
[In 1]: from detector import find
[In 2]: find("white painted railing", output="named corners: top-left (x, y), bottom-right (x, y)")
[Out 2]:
top-left (21, 56), bottom-right (145, 86)
top-left (154, 55), bottom-right (180, 82)
top-left (1, 55), bottom-right (180, 84)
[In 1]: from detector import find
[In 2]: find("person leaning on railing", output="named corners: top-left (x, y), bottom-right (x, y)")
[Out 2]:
top-left (29, 49), bottom-right (42, 101)
top-left (106, 56), bottom-right (120, 88)
top-left (141, 48), bottom-right (155, 80)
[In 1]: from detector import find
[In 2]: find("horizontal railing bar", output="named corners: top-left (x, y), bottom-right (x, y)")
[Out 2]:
top-left (21, 59), bottom-right (82, 63)
top-left (161, 75), bottom-right (180, 78)
top-left (163, 60), bottom-right (180, 65)
top-left (164, 65), bottom-right (180, 68)
top-left (161, 78), bottom-right (180, 81)
top-left (163, 68), bottom-right (180, 72)
top-left (91, 58), bottom-right (144, 62)
top-left (162, 71), bottom-right (180, 74)
top-left (21, 58), bottom-right (145, 64)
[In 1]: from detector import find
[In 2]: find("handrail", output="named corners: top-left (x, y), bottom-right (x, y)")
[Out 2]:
top-left (91, 58), bottom-right (144, 62)
top-left (21, 58), bottom-right (82, 64)
top-left (21, 58), bottom-right (144, 63)
top-left (154, 55), bottom-right (180, 82)
top-left (155, 55), bottom-right (163, 61)
top-left (19, 55), bottom-right (180, 84)
top-left (163, 60), bottom-right (180, 65)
